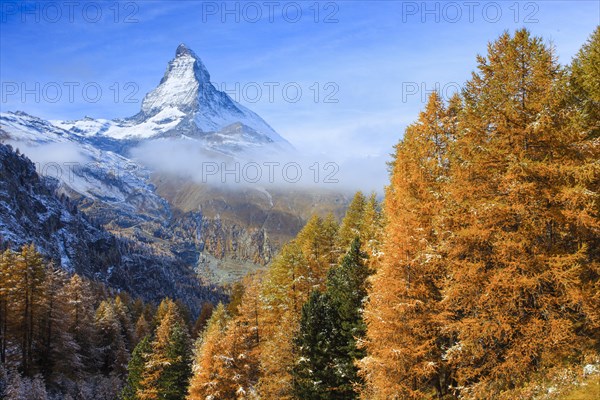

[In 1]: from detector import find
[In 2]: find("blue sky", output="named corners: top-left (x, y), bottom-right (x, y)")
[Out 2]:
top-left (1, 0), bottom-right (599, 188)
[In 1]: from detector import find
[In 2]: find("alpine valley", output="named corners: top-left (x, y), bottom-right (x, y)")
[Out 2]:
top-left (0, 44), bottom-right (349, 307)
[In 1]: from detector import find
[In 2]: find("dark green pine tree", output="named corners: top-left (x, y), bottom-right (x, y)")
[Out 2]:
top-left (157, 323), bottom-right (191, 399)
top-left (121, 335), bottom-right (151, 400)
top-left (293, 238), bottom-right (371, 399)
top-left (325, 238), bottom-right (371, 394)
top-left (293, 290), bottom-right (343, 400)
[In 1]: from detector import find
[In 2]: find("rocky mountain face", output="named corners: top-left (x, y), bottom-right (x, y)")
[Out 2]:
top-left (0, 44), bottom-right (348, 286)
top-left (138, 44), bottom-right (285, 142)
top-left (0, 143), bottom-right (222, 314)
top-left (153, 176), bottom-right (348, 283)
top-left (0, 143), bottom-right (113, 276)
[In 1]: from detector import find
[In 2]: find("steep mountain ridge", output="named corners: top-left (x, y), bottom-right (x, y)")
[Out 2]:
top-left (0, 111), bottom-right (287, 284)
top-left (0, 143), bottom-right (221, 313)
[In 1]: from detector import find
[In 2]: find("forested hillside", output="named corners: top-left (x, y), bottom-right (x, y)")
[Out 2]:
top-left (0, 244), bottom-right (208, 399)
top-left (0, 143), bottom-right (223, 315)
top-left (183, 28), bottom-right (599, 400)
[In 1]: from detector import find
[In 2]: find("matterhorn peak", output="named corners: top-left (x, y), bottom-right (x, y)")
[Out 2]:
top-left (140, 44), bottom-right (211, 116)
top-left (175, 43), bottom-right (196, 58)
top-left (61, 43), bottom-right (291, 149)
top-left (172, 43), bottom-right (208, 81)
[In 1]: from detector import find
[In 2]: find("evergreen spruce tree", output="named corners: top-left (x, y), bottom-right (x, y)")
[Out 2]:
top-left (326, 238), bottom-right (371, 394)
top-left (293, 290), bottom-right (341, 400)
top-left (122, 335), bottom-right (152, 400)
top-left (294, 239), bottom-right (371, 399)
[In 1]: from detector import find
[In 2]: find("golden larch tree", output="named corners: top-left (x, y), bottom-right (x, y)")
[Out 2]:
top-left (360, 91), bottom-right (455, 399)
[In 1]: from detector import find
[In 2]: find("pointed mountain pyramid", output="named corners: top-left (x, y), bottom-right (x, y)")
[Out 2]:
top-left (140, 44), bottom-right (209, 116)
top-left (54, 44), bottom-right (292, 153)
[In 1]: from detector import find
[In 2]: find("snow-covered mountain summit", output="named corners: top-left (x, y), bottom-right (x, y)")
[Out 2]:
top-left (54, 44), bottom-right (292, 152)
top-left (140, 44), bottom-right (213, 117)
